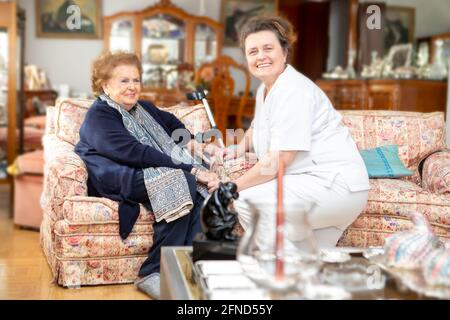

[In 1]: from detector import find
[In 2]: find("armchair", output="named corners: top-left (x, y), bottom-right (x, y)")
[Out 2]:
top-left (40, 98), bottom-right (212, 287)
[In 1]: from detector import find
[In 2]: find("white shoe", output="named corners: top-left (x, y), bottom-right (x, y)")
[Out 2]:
top-left (135, 272), bottom-right (160, 300)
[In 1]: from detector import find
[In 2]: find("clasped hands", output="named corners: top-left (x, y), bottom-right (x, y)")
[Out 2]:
top-left (191, 144), bottom-right (243, 193)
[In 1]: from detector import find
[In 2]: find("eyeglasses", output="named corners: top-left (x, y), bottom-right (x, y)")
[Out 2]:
top-left (117, 78), bottom-right (141, 88)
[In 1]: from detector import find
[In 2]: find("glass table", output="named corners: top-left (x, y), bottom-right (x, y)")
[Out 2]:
top-left (160, 246), bottom-right (426, 300)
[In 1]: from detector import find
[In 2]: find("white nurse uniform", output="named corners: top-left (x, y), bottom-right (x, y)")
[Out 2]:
top-left (234, 65), bottom-right (370, 247)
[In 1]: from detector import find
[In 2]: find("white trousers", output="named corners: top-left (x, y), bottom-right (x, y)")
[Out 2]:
top-left (234, 173), bottom-right (369, 249)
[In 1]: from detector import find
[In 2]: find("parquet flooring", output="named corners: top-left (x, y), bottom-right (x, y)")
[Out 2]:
top-left (0, 185), bottom-right (149, 300)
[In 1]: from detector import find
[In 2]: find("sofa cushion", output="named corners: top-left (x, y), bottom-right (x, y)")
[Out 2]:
top-left (364, 179), bottom-right (450, 226)
top-left (25, 115), bottom-right (46, 130)
top-left (340, 111), bottom-right (446, 169)
top-left (338, 228), bottom-right (391, 247)
top-left (62, 196), bottom-right (154, 224)
top-left (360, 144), bottom-right (412, 178)
top-left (55, 98), bottom-right (93, 146)
top-left (54, 220), bottom-right (153, 235)
top-left (349, 214), bottom-right (450, 238)
top-left (338, 224), bottom-right (450, 248)
top-left (162, 103), bottom-right (211, 136)
top-left (16, 150), bottom-right (44, 175)
top-left (54, 219), bottom-right (153, 259)
top-left (55, 99), bottom-right (212, 146)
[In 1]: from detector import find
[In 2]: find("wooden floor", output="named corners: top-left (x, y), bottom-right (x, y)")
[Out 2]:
top-left (0, 185), bottom-right (149, 300)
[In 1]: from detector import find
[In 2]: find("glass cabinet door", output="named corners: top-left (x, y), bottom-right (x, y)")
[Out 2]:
top-left (0, 28), bottom-right (8, 179)
top-left (194, 23), bottom-right (218, 68)
top-left (109, 18), bottom-right (134, 53)
top-left (141, 14), bottom-right (185, 89)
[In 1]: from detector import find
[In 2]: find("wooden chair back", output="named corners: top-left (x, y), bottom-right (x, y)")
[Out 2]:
top-left (195, 55), bottom-right (250, 136)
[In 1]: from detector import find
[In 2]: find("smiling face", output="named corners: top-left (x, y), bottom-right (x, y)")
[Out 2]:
top-left (102, 64), bottom-right (141, 110)
top-left (244, 30), bottom-right (288, 89)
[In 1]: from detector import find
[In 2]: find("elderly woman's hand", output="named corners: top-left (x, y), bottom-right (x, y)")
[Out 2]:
top-left (207, 179), bottom-right (220, 193)
top-left (207, 176), bottom-right (232, 193)
top-left (192, 169), bottom-right (219, 185)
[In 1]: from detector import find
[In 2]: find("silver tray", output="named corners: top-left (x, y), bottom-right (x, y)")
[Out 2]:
top-left (368, 252), bottom-right (450, 299)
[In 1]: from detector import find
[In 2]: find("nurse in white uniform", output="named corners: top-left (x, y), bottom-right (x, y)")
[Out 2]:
top-left (209, 16), bottom-right (370, 247)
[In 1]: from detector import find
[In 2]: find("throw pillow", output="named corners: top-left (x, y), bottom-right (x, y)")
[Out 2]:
top-left (360, 144), bottom-right (412, 178)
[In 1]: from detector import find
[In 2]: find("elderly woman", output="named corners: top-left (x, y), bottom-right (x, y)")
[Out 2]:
top-left (212, 16), bottom-right (370, 248)
top-left (75, 51), bottom-right (219, 299)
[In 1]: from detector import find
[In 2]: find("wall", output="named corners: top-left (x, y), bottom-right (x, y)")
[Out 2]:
top-left (18, 0), bottom-right (255, 96)
top-left (18, 0), bottom-right (102, 96)
top-left (365, 0), bottom-right (450, 38)
top-left (329, 0), bottom-right (450, 71)
top-left (358, 0), bottom-right (450, 141)
top-left (19, 0), bottom-right (450, 96)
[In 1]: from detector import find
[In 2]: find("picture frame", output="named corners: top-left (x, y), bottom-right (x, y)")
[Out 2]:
top-left (386, 43), bottom-right (413, 69)
top-left (35, 0), bottom-right (102, 39)
top-left (430, 33), bottom-right (450, 64)
top-left (384, 6), bottom-right (415, 54)
top-left (221, 0), bottom-right (278, 47)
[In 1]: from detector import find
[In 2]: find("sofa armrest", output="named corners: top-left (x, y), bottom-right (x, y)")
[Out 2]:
top-left (63, 196), bottom-right (154, 224)
top-left (41, 135), bottom-right (88, 220)
top-left (421, 150), bottom-right (450, 195)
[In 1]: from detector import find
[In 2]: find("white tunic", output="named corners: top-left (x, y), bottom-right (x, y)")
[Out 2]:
top-left (252, 65), bottom-right (369, 192)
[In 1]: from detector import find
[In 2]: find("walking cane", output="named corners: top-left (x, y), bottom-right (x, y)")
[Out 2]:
top-left (186, 86), bottom-right (226, 149)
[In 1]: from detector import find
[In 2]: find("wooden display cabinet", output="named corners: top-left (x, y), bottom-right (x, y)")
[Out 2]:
top-left (316, 79), bottom-right (447, 114)
top-left (103, 0), bottom-right (223, 106)
top-left (0, 2), bottom-right (25, 186)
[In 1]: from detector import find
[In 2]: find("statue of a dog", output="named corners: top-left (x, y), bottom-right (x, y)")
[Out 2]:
top-left (192, 181), bottom-right (240, 262)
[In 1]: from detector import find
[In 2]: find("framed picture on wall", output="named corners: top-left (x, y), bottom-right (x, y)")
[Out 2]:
top-left (384, 6), bottom-right (415, 54)
top-left (221, 0), bottom-right (278, 47)
top-left (36, 0), bottom-right (102, 39)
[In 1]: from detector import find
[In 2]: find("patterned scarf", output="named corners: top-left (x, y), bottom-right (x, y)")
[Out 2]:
top-left (100, 94), bottom-right (208, 222)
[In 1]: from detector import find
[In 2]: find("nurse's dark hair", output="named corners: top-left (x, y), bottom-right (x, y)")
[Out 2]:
top-left (239, 15), bottom-right (297, 58)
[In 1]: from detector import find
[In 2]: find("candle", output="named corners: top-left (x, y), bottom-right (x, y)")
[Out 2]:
top-left (275, 154), bottom-right (285, 280)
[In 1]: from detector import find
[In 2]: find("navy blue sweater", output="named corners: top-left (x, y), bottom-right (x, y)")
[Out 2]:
top-left (75, 98), bottom-right (194, 239)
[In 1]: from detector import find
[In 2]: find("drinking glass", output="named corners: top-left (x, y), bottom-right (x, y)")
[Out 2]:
top-left (236, 200), bottom-right (322, 299)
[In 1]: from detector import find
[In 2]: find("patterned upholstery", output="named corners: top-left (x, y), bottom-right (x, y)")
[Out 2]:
top-left (231, 110), bottom-right (450, 248)
top-left (421, 150), bottom-right (450, 195)
top-left (40, 98), bottom-right (212, 287)
top-left (337, 111), bottom-right (449, 247)
top-left (41, 101), bottom-right (449, 286)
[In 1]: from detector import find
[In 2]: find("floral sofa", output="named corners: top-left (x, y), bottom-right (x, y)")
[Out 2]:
top-left (40, 98), bottom-right (215, 287)
top-left (41, 98), bottom-right (450, 287)
top-left (336, 110), bottom-right (449, 247)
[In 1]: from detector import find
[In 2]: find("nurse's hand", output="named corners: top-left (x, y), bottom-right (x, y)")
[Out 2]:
top-left (207, 179), bottom-right (221, 193)
top-left (207, 176), bottom-right (232, 193)
top-left (222, 146), bottom-right (243, 161)
top-left (192, 169), bottom-right (219, 185)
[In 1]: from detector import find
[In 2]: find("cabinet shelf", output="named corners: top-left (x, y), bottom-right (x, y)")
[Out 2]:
top-left (103, 0), bottom-right (223, 102)
top-left (0, 2), bottom-right (25, 186)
